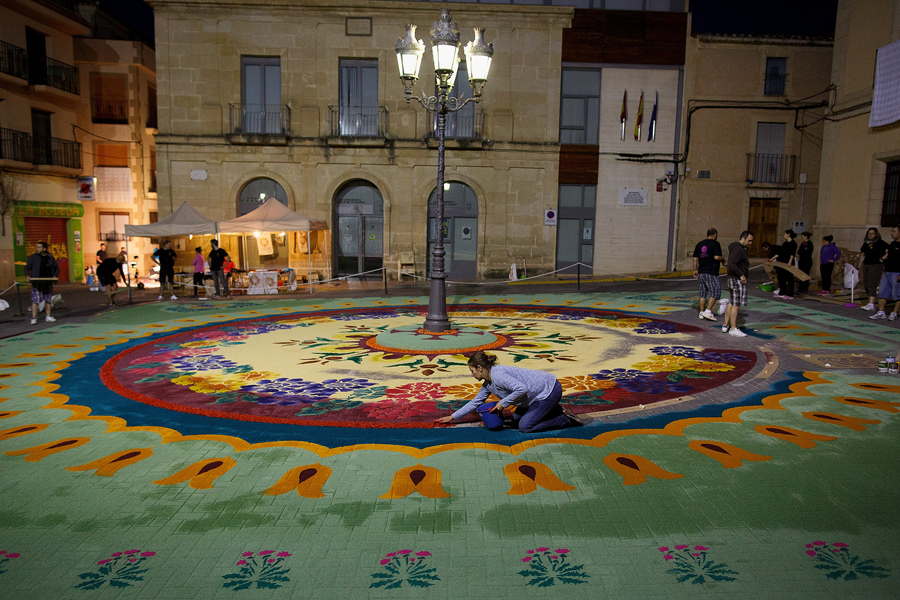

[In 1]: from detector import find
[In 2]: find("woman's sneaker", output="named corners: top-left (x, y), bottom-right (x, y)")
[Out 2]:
top-left (722, 324), bottom-right (729, 333)
top-left (699, 309), bottom-right (716, 321)
top-left (889, 313), bottom-right (898, 321)
top-left (728, 328), bottom-right (748, 337)
top-left (862, 303), bottom-right (876, 311)
top-left (870, 311), bottom-right (887, 320)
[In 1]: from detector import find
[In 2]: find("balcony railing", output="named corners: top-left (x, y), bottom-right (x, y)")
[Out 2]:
top-left (228, 104), bottom-right (290, 135)
top-left (0, 128), bottom-right (32, 162)
top-left (764, 74), bottom-right (786, 96)
top-left (32, 135), bottom-right (81, 169)
top-left (328, 106), bottom-right (386, 138)
top-left (427, 108), bottom-right (484, 140)
top-left (30, 57), bottom-right (79, 94)
top-left (746, 153), bottom-right (796, 185)
top-left (0, 41), bottom-right (27, 80)
top-left (91, 97), bottom-right (128, 124)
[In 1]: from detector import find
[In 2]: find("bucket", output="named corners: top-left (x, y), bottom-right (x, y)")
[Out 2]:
top-left (760, 283), bottom-right (774, 292)
top-left (477, 401), bottom-right (505, 431)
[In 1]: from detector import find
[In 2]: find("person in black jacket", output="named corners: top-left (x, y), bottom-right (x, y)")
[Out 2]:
top-left (152, 240), bottom-right (178, 301)
top-left (25, 241), bottom-right (59, 325)
top-left (96, 254), bottom-right (128, 306)
top-left (724, 231), bottom-right (754, 337)
top-left (768, 229), bottom-right (797, 299)
top-left (796, 232), bottom-right (814, 294)
top-left (860, 227), bottom-right (889, 311)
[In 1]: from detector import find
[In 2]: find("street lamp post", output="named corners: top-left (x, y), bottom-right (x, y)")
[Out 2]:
top-left (395, 10), bottom-right (494, 334)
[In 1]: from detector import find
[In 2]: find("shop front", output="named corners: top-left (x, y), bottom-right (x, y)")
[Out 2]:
top-left (13, 201), bottom-right (84, 283)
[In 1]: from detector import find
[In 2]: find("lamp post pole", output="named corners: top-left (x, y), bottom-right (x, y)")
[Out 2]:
top-left (395, 10), bottom-right (494, 334)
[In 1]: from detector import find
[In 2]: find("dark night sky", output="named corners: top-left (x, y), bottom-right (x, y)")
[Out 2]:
top-left (98, 0), bottom-right (154, 42)
top-left (690, 0), bottom-right (839, 37)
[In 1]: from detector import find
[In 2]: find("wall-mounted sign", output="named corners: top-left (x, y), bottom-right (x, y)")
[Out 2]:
top-left (77, 177), bottom-right (95, 200)
top-left (544, 209), bottom-right (557, 225)
top-left (698, 170), bottom-right (711, 179)
top-left (619, 188), bottom-right (648, 207)
top-left (190, 169), bottom-right (208, 181)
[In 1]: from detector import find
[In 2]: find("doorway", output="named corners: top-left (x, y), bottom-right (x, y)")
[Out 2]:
top-left (748, 198), bottom-right (780, 258)
top-left (334, 181), bottom-right (384, 278)
top-left (427, 182), bottom-right (479, 279)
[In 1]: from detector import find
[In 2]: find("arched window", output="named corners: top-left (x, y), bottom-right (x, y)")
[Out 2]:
top-left (238, 178), bottom-right (288, 216)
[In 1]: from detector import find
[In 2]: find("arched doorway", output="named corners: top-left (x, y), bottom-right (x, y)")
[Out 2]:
top-left (238, 178), bottom-right (288, 216)
top-left (427, 182), bottom-right (478, 279)
top-left (334, 181), bottom-right (384, 278)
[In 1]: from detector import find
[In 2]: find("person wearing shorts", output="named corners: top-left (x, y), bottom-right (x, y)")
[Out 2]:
top-left (692, 228), bottom-right (724, 322)
top-left (96, 254), bottom-right (128, 306)
top-left (870, 225), bottom-right (900, 321)
top-left (153, 240), bottom-right (178, 300)
top-left (724, 231), bottom-right (753, 338)
top-left (25, 241), bottom-right (59, 325)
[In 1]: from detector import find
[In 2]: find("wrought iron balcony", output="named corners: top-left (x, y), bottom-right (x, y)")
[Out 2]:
top-left (91, 97), bottom-right (128, 124)
top-left (426, 108), bottom-right (484, 140)
top-left (0, 41), bottom-right (27, 80)
top-left (0, 128), bottom-right (32, 162)
top-left (32, 135), bottom-right (82, 169)
top-left (746, 153), bottom-right (796, 185)
top-left (228, 104), bottom-right (290, 136)
top-left (328, 106), bottom-right (386, 138)
top-left (30, 57), bottom-right (79, 94)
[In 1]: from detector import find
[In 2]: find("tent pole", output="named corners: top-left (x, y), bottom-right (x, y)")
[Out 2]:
top-left (307, 227), bottom-right (313, 294)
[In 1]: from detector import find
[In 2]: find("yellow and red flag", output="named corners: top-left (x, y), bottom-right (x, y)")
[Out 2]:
top-left (634, 91), bottom-right (644, 141)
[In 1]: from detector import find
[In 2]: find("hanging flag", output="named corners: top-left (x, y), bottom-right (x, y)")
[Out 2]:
top-left (647, 92), bottom-right (658, 142)
top-left (634, 92), bottom-right (644, 141)
top-left (620, 90), bottom-right (627, 140)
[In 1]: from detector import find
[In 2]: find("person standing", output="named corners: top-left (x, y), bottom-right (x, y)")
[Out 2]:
top-left (152, 240), bottom-right (178, 301)
top-left (95, 243), bottom-right (107, 266)
top-left (434, 351), bottom-right (578, 433)
top-left (208, 239), bottom-right (231, 299)
top-left (769, 229), bottom-right (797, 299)
top-left (96, 254), bottom-right (128, 307)
top-left (191, 246), bottom-right (205, 297)
top-left (869, 225), bottom-right (900, 321)
top-left (692, 228), bottom-right (724, 321)
top-left (818, 235), bottom-right (841, 295)
top-left (724, 231), bottom-right (753, 337)
top-left (860, 227), bottom-right (888, 311)
top-left (25, 241), bottom-right (59, 325)
top-left (796, 232), bottom-right (814, 294)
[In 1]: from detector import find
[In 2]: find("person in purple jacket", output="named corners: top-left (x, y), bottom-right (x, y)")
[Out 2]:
top-left (818, 235), bottom-right (841, 295)
top-left (434, 351), bottom-right (580, 432)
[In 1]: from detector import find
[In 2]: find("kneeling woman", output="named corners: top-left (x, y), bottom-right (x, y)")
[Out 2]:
top-left (434, 351), bottom-right (576, 433)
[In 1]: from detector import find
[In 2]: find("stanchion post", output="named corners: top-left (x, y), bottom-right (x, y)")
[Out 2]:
top-left (577, 262), bottom-right (581, 291)
top-left (16, 282), bottom-right (24, 316)
top-left (383, 268), bottom-right (388, 296)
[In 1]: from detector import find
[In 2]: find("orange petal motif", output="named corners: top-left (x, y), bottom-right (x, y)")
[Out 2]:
top-left (262, 463), bottom-right (333, 498)
top-left (503, 460), bottom-right (576, 495)
top-left (67, 448), bottom-right (153, 477)
top-left (154, 457), bottom-right (238, 489)
top-left (0, 424), bottom-right (48, 441)
top-left (379, 464), bottom-right (451, 499)
top-left (754, 425), bottom-right (837, 448)
top-left (603, 453), bottom-right (683, 485)
top-left (5, 437), bottom-right (90, 462)
top-left (833, 397), bottom-right (899, 414)
top-left (0, 411), bottom-right (23, 419)
top-left (802, 412), bottom-right (881, 431)
top-left (688, 440), bottom-right (772, 468)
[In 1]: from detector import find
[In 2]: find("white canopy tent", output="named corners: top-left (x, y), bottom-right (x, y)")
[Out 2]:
top-left (124, 201), bottom-right (219, 237)
top-left (217, 198), bottom-right (329, 292)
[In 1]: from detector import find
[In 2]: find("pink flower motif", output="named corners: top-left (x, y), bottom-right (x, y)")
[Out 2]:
top-left (550, 555), bottom-right (559, 560)
top-left (0, 551), bottom-right (5, 556)
top-left (4, 553), bottom-right (19, 559)
top-left (675, 545), bottom-right (688, 550)
top-left (812, 541), bottom-right (826, 546)
top-left (124, 549), bottom-right (139, 555)
top-left (536, 547), bottom-right (550, 552)
top-left (362, 398), bottom-right (438, 420)
top-left (258, 550), bottom-right (275, 555)
top-left (522, 557), bottom-right (532, 563)
top-left (140, 551), bottom-right (155, 557)
top-left (111, 552), bottom-right (122, 557)
top-left (806, 550), bottom-right (817, 557)
top-left (236, 560), bottom-right (247, 565)
top-left (526, 550), bottom-right (535, 554)
top-left (693, 546), bottom-right (709, 551)
top-left (277, 552), bottom-right (291, 557)
top-left (385, 382), bottom-right (446, 402)
top-left (242, 551), bottom-right (254, 557)
top-left (386, 552), bottom-right (396, 558)
top-left (805, 544), bottom-right (813, 548)
top-left (832, 543), bottom-right (848, 548)
top-left (555, 549), bottom-right (569, 554)
top-left (658, 547), bottom-right (669, 552)
top-left (663, 555), bottom-right (674, 561)
top-left (97, 559), bottom-right (111, 565)
top-left (380, 559), bottom-right (391, 565)
top-left (128, 558), bottom-right (137, 563)
top-left (692, 553), bottom-right (701, 557)
top-left (415, 551), bottom-right (431, 557)
top-left (399, 550), bottom-right (412, 555)
top-left (268, 559), bottom-right (276, 563)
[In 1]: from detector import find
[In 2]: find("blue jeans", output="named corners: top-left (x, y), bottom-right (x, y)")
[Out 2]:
top-left (211, 269), bottom-right (229, 296)
top-left (514, 381), bottom-right (570, 433)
